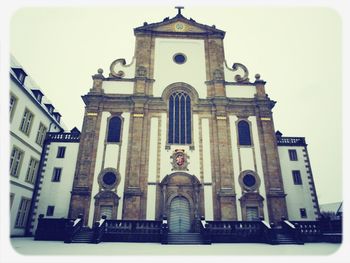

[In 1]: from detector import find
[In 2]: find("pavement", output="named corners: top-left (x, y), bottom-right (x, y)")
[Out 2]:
top-left (8, 237), bottom-right (341, 256)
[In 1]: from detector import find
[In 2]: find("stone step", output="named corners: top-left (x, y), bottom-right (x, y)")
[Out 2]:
top-left (167, 233), bottom-right (204, 245)
top-left (72, 230), bottom-right (95, 243)
top-left (76, 232), bottom-right (94, 237)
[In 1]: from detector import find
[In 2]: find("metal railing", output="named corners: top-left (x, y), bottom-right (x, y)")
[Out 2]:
top-left (276, 136), bottom-right (306, 146)
top-left (46, 132), bottom-right (80, 143)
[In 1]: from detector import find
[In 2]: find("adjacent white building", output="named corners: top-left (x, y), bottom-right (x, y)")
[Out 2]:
top-left (276, 131), bottom-right (320, 221)
top-left (29, 128), bottom-right (80, 235)
top-left (10, 55), bottom-right (64, 236)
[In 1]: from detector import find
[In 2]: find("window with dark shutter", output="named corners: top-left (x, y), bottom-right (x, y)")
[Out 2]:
top-left (107, 116), bottom-right (122, 143)
top-left (238, 120), bottom-right (252, 146)
top-left (288, 149), bottom-right (298, 161)
top-left (292, 170), bottom-right (302, 185)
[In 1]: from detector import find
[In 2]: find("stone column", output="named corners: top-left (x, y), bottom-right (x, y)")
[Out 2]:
top-left (194, 184), bottom-right (200, 220)
top-left (68, 71), bottom-right (104, 225)
top-left (255, 79), bottom-right (288, 224)
top-left (68, 105), bottom-right (102, 225)
top-left (211, 98), bottom-right (237, 220)
top-left (123, 97), bottom-right (150, 219)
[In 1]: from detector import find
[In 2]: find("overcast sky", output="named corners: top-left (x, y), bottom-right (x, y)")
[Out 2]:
top-left (9, 5), bottom-right (342, 206)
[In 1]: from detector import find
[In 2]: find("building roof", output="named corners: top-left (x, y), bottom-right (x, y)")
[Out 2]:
top-left (275, 130), bottom-right (307, 147)
top-left (10, 54), bottom-right (66, 130)
top-left (134, 11), bottom-right (225, 38)
top-left (320, 202), bottom-right (342, 214)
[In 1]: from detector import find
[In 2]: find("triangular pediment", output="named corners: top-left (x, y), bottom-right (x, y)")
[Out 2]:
top-left (134, 14), bottom-right (225, 38)
top-left (154, 20), bottom-right (207, 33)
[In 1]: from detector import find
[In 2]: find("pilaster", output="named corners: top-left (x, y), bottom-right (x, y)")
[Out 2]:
top-left (210, 98), bottom-right (237, 220)
top-left (68, 101), bottom-right (102, 225)
top-left (123, 96), bottom-right (150, 219)
top-left (133, 35), bottom-right (155, 96)
top-left (255, 81), bottom-right (288, 223)
top-left (205, 37), bottom-right (226, 98)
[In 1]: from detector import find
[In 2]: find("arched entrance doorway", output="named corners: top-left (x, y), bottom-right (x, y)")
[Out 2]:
top-left (169, 196), bottom-right (191, 233)
top-left (159, 172), bottom-right (203, 232)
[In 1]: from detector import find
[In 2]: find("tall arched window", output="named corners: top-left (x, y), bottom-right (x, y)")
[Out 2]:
top-left (107, 116), bottom-right (122, 143)
top-left (168, 91), bottom-right (192, 144)
top-left (238, 120), bottom-right (252, 146)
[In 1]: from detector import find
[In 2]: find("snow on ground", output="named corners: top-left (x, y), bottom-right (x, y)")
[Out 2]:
top-left (9, 237), bottom-right (340, 256)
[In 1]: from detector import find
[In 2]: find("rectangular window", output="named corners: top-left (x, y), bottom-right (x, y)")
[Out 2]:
top-left (15, 197), bottom-right (31, 228)
top-left (19, 108), bottom-right (34, 135)
top-left (10, 94), bottom-right (18, 121)
top-left (292, 170), bottom-right (303, 185)
top-left (52, 168), bottom-right (62, 182)
top-left (246, 206), bottom-right (259, 221)
top-left (10, 193), bottom-right (15, 209)
top-left (300, 208), bottom-right (307, 218)
top-left (35, 123), bottom-right (47, 146)
top-left (10, 146), bottom-right (24, 177)
top-left (288, 149), bottom-right (298, 161)
top-left (56, 146), bottom-right (66, 158)
top-left (46, 206), bottom-right (55, 216)
top-left (25, 157), bottom-right (39, 184)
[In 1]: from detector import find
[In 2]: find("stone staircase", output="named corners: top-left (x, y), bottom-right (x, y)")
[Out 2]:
top-left (167, 232), bottom-right (207, 245)
top-left (71, 227), bottom-right (94, 244)
top-left (274, 233), bottom-right (299, 244)
top-left (273, 228), bottom-right (303, 245)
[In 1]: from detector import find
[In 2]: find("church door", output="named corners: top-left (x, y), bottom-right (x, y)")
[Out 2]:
top-left (169, 196), bottom-right (191, 233)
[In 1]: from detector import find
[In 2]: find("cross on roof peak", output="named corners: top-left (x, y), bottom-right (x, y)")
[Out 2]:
top-left (175, 6), bottom-right (184, 15)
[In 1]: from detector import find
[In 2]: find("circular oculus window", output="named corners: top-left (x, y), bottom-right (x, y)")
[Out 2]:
top-left (243, 174), bottom-right (256, 188)
top-left (239, 170), bottom-right (260, 192)
top-left (98, 168), bottom-right (120, 189)
top-left (102, 172), bottom-right (117, 186)
top-left (173, 53), bottom-right (187, 64)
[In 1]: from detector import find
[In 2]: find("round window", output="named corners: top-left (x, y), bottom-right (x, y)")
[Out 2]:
top-left (102, 172), bottom-right (117, 186)
top-left (173, 53), bottom-right (186, 64)
top-left (243, 174), bottom-right (256, 187)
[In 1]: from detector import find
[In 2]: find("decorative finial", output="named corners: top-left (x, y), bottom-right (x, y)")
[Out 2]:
top-left (175, 6), bottom-right (184, 15)
top-left (92, 68), bottom-right (104, 80)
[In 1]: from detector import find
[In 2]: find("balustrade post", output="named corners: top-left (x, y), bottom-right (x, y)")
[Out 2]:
top-left (64, 219), bottom-right (74, 243)
top-left (161, 216), bottom-right (168, 244)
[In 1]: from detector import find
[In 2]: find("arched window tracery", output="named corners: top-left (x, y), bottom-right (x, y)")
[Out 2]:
top-left (168, 91), bottom-right (192, 144)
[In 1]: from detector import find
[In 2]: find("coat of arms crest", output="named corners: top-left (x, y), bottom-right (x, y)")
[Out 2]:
top-left (171, 149), bottom-right (189, 170)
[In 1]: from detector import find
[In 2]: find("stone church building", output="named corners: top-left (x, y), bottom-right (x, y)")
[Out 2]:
top-left (15, 8), bottom-right (319, 237)
top-left (65, 8), bottom-right (319, 231)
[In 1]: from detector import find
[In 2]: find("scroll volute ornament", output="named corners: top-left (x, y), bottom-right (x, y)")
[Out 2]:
top-left (109, 59), bottom-right (126, 78)
top-left (232, 63), bottom-right (249, 83)
top-left (224, 60), bottom-right (250, 83)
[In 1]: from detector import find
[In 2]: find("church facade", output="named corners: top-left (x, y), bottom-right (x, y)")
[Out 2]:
top-left (65, 9), bottom-right (319, 232)
top-left (11, 9), bottom-right (320, 237)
